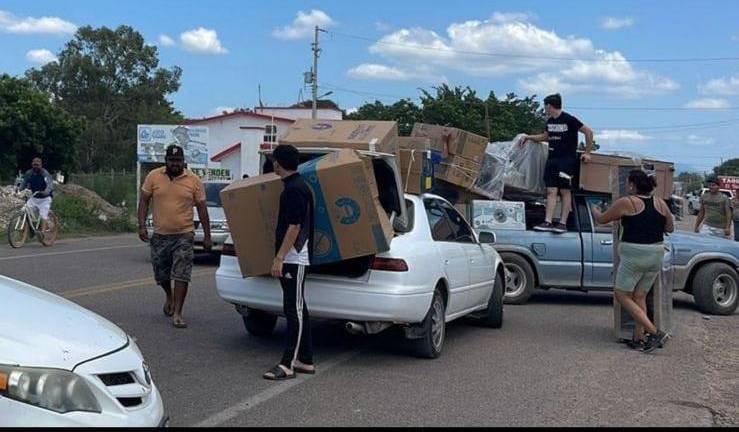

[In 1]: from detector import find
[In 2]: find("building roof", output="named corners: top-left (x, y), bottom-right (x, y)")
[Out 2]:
top-left (185, 110), bottom-right (294, 125)
top-left (210, 142), bottom-right (241, 162)
top-left (255, 105), bottom-right (343, 112)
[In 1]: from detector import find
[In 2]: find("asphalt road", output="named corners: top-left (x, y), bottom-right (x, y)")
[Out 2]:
top-left (1, 234), bottom-right (736, 426)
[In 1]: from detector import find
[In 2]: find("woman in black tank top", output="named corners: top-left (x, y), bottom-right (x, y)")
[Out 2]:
top-left (591, 170), bottom-right (674, 353)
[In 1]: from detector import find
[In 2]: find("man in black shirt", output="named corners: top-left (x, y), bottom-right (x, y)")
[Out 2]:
top-left (523, 94), bottom-right (594, 233)
top-left (263, 144), bottom-right (315, 381)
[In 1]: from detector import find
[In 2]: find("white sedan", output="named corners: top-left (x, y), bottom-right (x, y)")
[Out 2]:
top-left (0, 276), bottom-right (167, 427)
top-left (216, 194), bottom-right (505, 358)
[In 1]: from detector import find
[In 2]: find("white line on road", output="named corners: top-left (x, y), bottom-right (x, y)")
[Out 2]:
top-left (0, 244), bottom-right (144, 261)
top-left (194, 350), bottom-right (361, 427)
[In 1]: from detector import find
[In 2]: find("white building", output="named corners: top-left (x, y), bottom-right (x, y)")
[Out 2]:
top-left (254, 106), bottom-right (342, 121)
top-left (184, 111), bottom-right (294, 178)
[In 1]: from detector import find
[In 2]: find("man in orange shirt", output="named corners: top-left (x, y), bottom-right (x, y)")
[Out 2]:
top-left (138, 145), bottom-right (212, 328)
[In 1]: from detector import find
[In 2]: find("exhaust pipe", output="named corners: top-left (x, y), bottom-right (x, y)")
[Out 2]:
top-left (345, 322), bottom-right (365, 335)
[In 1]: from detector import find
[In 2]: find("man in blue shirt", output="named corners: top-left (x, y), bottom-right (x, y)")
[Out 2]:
top-left (16, 157), bottom-right (54, 232)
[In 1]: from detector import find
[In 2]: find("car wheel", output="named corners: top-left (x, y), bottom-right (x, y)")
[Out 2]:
top-left (500, 253), bottom-right (535, 305)
top-left (478, 270), bottom-right (504, 328)
top-left (411, 288), bottom-right (445, 359)
top-left (693, 263), bottom-right (739, 315)
top-left (242, 308), bottom-right (278, 337)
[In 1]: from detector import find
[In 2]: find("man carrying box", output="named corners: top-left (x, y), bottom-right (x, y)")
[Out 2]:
top-left (522, 93), bottom-right (595, 233)
top-left (263, 144), bottom-right (316, 381)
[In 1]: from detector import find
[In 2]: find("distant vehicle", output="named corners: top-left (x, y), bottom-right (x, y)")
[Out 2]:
top-left (686, 188), bottom-right (734, 215)
top-left (146, 180), bottom-right (231, 253)
top-left (215, 147), bottom-right (505, 358)
top-left (0, 276), bottom-right (167, 427)
top-left (482, 192), bottom-right (739, 316)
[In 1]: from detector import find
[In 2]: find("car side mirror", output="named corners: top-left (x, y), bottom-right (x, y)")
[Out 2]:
top-left (478, 231), bottom-right (496, 244)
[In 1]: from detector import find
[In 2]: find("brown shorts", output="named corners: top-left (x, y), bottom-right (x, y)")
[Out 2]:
top-left (150, 232), bottom-right (194, 283)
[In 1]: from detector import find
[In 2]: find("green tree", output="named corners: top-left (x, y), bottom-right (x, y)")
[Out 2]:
top-left (347, 85), bottom-right (546, 141)
top-left (26, 25), bottom-right (183, 171)
top-left (346, 99), bottom-right (422, 135)
top-left (713, 159), bottom-right (739, 176)
top-left (676, 172), bottom-right (704, 194)
top-left (0, 75), bottom-right (81, 181)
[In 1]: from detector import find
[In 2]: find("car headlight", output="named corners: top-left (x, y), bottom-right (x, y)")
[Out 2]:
top-left (0, 365), bottom-right (101, 414)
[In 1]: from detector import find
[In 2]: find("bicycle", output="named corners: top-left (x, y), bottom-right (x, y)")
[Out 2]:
top-left (6, 191), bottom-right (59, 248)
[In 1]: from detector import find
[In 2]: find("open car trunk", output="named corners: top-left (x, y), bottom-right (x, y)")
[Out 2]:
top-left (259, 148), bottom-right (409, 277)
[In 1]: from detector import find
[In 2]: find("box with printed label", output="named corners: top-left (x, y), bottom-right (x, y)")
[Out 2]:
top-left (411, 123), bottom-right (488, 163)
top-left (281, 119), bottom-right (398, 154)
top-left (471, 200), bottom-right (526, 231)
top-left (220, 149), bottom-right (393, 277)
top-left (435, 155), bottom-right (482, 189)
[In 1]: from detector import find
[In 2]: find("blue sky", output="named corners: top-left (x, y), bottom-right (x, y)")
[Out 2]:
top-left (1, 0), bottom-right (738, 173)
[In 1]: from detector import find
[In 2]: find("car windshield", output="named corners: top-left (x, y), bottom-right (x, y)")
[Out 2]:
top-left (205, 183), bottom-right (228, 207)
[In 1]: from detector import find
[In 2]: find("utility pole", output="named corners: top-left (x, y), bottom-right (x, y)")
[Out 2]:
top-left (311, 26), bottom-right (327, 119)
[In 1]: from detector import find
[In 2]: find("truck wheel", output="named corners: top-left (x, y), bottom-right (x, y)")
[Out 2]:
top-left (500, 253), bottom-right (535, 305)
top-left (479, 270), bottom-right (504, 328)
top-left (242, 308), bottom-right (278, 337)
top-left (410, 288), bottom-right (445, 359)
top-left (693, 263), bottom-right (739, 315)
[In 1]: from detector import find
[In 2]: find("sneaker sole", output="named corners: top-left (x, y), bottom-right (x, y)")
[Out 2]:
top-left (533, 226), bottom-right (554, 232)
top-left (643, 333), bottom-right (670, 353)
top-left (552, 229), bottom-right (567, 234)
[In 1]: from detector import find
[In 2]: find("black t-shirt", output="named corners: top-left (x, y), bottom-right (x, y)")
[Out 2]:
top-left (546, 111), bottom-right (583, 159)
top-left (275, 173), bottom-right (314, 260)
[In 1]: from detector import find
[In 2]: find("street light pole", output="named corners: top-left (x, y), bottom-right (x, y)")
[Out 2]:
top-left (311, 26), bottom-right (326, 119)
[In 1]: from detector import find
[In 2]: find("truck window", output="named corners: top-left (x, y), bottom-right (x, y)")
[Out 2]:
top-left (586, 196), bottom-right (613, 234)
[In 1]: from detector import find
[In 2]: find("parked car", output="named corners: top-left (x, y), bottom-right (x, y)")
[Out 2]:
top-left (0, 276), bottom-right (167, 427)
top-left (146, 180), bottom-right (231, 253)
top-left (215, 147), bottom-right (504, 358)
top-left (686, 188), bottom-right (734, 215)
top-left (480, 192), bottom-right (739, 315)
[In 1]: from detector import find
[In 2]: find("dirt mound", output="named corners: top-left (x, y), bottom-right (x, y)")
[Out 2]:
top-left (56, 183), bottom-right (125, 220)
top-left (0, 185), bottom-right (25, 232)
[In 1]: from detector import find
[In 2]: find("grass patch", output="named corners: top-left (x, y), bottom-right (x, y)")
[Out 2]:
top-left (67, 172), bottom-right (137, 208)
top-left (53, 195), bottom-right (136, 235)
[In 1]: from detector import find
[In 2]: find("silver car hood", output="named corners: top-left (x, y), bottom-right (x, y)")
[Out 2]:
top-left (0, 276), bottom-right (128, 370)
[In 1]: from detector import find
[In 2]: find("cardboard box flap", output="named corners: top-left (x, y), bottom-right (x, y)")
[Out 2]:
top-left (282, 119), bottom-right (398, 153)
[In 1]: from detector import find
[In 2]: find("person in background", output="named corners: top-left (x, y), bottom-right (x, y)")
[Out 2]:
top-left (694, 176), bottom-right (732, 239)
top-left (263, 144), bottom-right (315, 381)
top-left (732, 195), bottom-right (739, 242)
top-left (15, 157), bottom-right (54, 233)
top-left (592, 170), bottom-right (673, 353)
top-left (138, 145), bottom-right (211, 328)
top-left (522, 93), bottom-right (595, 234)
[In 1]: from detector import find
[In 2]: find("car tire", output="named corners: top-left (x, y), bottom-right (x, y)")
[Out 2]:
top-left (478, 270), bottom-right (504, 328)
top-left (692, 262), bottom-right (739, 315)
top-left (410, 288), bottom-right (445, 359)
top-left (500, 253), bottom-right (535, 305)
top-left (242, 308), bottom-right (278, 337)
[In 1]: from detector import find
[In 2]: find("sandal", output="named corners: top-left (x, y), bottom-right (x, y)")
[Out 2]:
top-left (173, 317), bottom-right (188, 328)
top-left (293, 362), bottom-right (315, 375)
top-left (263, 365), bottom-right (295, 381)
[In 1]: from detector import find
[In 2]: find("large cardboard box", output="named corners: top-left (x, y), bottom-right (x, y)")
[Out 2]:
top-left (436, 155), bottom-right (482, 189)
top-left (578, 153), bottom-right (674, 198)
top-left (393, 136), bottom-right (431, 151)
top-left (411, 123), bottom-right (488, 163)
top-left (398, 149), bottom-right (433, 194)
top-left (220, 149), bottom-right (394, 277)
top-left (281, 119), bottom-right (398, 154)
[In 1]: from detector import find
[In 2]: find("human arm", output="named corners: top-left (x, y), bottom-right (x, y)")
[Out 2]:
top-left (725, 198), bottom-right (733, 235)
top-left (694, 199), bottom-right (706, 232)
top-left (579, 125), bottom-right (594, 162)
top-left (656, 198), bottom-right (675, 233)
top-left (271, 188), bottom-right (308, 278)
top-left (591, 197), bottom-right (631, 225)
top-left (272, 225), bottom-right (301, 277)
top-left (195, 199), bottom-right (212, 252)
top-left (522, 132), bottom-right (549, 144)
top-left (137, 192), bottom-right (152, 242)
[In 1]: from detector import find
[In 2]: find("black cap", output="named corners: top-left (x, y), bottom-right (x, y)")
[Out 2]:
top-left (166, 144), bottom-right (184, 159)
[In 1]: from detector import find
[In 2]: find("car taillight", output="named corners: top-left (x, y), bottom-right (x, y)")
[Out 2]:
top-left (222, 243), bottom-right (236, 256)
top-left (371, 257), bottom-right (408, 272)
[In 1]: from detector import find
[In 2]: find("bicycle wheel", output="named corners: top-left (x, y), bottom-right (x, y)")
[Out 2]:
top-left (39, 211), bottom-right (59, 247)
top-left (7, 211), bottom-right (29, 248)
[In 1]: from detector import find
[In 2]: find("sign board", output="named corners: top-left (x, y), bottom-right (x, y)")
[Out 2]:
top-left (191, 167), bottom-right (232, 182)
top-left (137, 125), bottom-right (209, 166)
top-left (471, 200), bottom-right (526, 231)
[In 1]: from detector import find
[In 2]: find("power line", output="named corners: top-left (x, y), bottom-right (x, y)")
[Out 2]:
top-left (328, 30), bottom-right (739, 64)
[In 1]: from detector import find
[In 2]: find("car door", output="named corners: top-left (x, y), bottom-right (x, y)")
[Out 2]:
top-left (438, 200), bottom-right (492, 309)
top-left (423, 198), bottom-right (469, 315)
top-left (583, 196), bottom-right (615, 288)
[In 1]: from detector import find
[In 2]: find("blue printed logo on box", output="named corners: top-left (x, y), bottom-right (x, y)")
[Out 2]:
top-left (335, 198), bottom-right (360, 224)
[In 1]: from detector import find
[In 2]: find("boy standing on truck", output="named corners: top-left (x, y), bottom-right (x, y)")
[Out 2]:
top-left (522, 94), bottom-right (595, 233)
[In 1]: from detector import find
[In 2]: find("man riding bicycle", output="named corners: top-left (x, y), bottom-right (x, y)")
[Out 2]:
top-left (15, 157), bottom-right (54, 233)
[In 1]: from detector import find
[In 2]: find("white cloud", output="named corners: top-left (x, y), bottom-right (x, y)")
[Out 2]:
top-left (699, 75), bottom-right (739, 96)
top-left (180, 28), bottom-right (228, 54)
top-left (597, 129), bottom-right (652, 141)
top-left (213, 106), bottom-right (235, 115)
top-left (601, 17), bottom-right (634, 30)
top-left (348, 63), bottom-right (413, 81)
top-left (686, 134), bottom-right (715, 146)
top-left (346, 107), bottom-right (358, 115)
top-left (683, 98), bottom-right (731, 109)
top-left (0, 10), bottom-right (76, 34)
top-left (355, 13), bottom-right (676, 97)
top-left (272, 10), bottom-right (335, 40)
top-left (158, 34), bottom-right (175, 47)
top-left (25, 49), bottom-right (57, 65)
